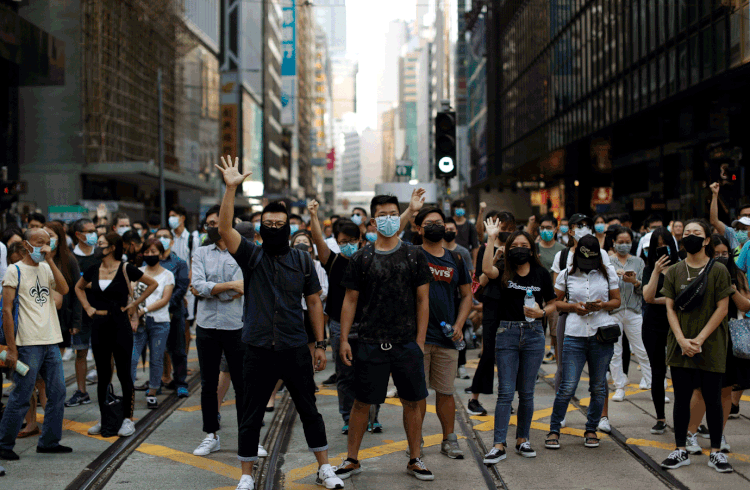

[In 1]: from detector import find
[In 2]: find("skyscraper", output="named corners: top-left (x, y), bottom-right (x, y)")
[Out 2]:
top-left (315, 0), bottom-right (347, 55)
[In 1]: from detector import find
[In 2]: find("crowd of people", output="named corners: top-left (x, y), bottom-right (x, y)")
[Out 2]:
top-left (0, 155), bottom-right (748, 488)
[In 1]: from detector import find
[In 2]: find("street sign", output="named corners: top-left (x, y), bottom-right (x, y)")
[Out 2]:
top-left (591, 187), bottom-right (613, 205)
top-left (396, 159), bottom-right (412, 177)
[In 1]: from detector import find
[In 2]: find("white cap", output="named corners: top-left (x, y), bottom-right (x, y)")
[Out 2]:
top-left (641, 231), bottom-right (654, 248)
top-left (731, 217), bottom-right (750, 228)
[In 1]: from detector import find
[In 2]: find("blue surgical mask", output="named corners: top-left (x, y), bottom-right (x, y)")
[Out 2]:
top-left (540, 230), bottom-right (555, 242)
top-left (351, 214), bottom-right (363, 226)
top-left (340, 242), bottom-right (359, 258)
top-left (116, 226), bottom-right (130, 236)
top-left (49, 238), bottom-right (58, 251)
top-left (737, 230), bottom-right (749, 245)
top-left (150, 228), bottom-right (158, 234)
top-left (290, 224), bottom-right (299, 235)
top-left (559, 225), bottom-right (569, 234)
top-left (375, 216), bottom-right (400, 238)
top-left (27, 241), bottom-right (45, 263)
top-left (159, 237), bottom-right (171, 252)
top-left (643, 249), bottom-right (649, 258)
top-left (254, 222), bottom-right (261, 232)
top-left (365, 232), bottom-right (377, 243)
top-left (85, 232), bottom-right (98, 247)
top-left (454, 208), bottom-right (466, 217)
top-left (168, 216), bottom-right (180, 230)
top-left (255, 240), bottom-right (262, 246)
top-left (594, 224), bottom-right (606, 234)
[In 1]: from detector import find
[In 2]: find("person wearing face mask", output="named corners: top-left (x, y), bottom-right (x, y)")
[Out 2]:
top-left (593, 215), bottom-right (607, 250)
top-left (130, 238), bottom-right (174, 410)
top-left (414, 207), bottom-right (472, 461)
top-left (536, 215), bottom-right (566, 365)
top-left (607, 228), bottom-right (651, 411)
top-left (288, 213), bottom-right (305, 237)
top-left (74, 232), bottom-right (158, 438)
top-left (168, 205), bottom-right (198, 357)
top-left (0, 229), bottom-right (72, 460)
top-left (111, 212), bottom-right (131, 237)
top-left (558, 218), bottom-right (571, 246)
top-left (154, 228), bottom-right (190, 398)
top-left (444, 217), bottom-right (475, 380)
top-left (121, 230), bottom-right (144, 266)
top-left (636, 214), bottom-right (676, 259)
top-left (350, 207), bottom-right (368, 236)
top-left (71, 218), bottom-right (100, 386)
top-left (335, 194), bottom-right (435, 482)
top-left (546, 235), bottom-right (620, 451)
top-left (481, 224), bottom-right (556, 464)
top-left (292, 230), bottom-right (329, 359)
top-left (308, 203), bottom-right (374, 434)
top-left (213, 156), bottom-right (343, 490)
top-left (450, 199), bottom-right (480, 266)
top-left (710, 182), bottom-right (750, 261)
top-left (659, 219), bottom-right (734, 473)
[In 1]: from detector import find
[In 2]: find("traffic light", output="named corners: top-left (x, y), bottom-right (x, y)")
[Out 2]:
top-left (435, 111), bottom-right (457, 179)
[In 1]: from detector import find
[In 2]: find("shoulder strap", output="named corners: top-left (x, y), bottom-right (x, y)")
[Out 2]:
top-left (447, 247), bottom-right (462, 266)
top-left (559, 248), bottom-right (569, 270)
top-left (122, 262), bottom-right (135, 299)
top-left (14, 264), bottom-right (20, 293)
top-left (187, 232), bottom-right (194, 256)
top-left (361, 243), bottom-right (375, 282)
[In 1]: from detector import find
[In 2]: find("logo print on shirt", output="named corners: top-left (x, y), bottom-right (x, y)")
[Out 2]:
top-left (429, 263), bottom-right (454, 283)
top-left (30, 277), bottom-right (50, 306)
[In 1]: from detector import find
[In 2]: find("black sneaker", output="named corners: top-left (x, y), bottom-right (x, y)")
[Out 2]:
top-left (661, 449), bottom-right (690, 469)
top-left (165, 380), bottom-right (176, 390)
top-left (515, 441), bottom-right (536, 458)
top-left (464, 387), bottom-right (473, 394)
top-left (36, 445), bottom-right (73, 454)
top-left (650, 421), bottom-right (668, 435)
top-left (64, 390), bottom-right (91, 407)
top-left (708, 451), bottom-right (733, 473)
top-left (146, 396), bottom-right (158, 409)
top-left (696, 424), bottom-right (710, 439)
top-left (483, 446), bottom-right (506, 464)
top-left (134, 381), bottom-right (150, 391)
top-left (729, 403), bottom-right (740, 419)
top-left (322, 373), bottom-right (338, 386)
top-left (0, 449), bottom-right (19, 460)
top-left (467, 399), bottom-right (487, 416)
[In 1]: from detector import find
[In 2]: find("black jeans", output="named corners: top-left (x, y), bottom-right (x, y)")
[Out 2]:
top-left (91, 313), bottom-right (134, 419)
top-left (167, 305), bottom-right (188, 389)
top-left (238, 344), bottom-right (328, 461)
top-left (671, 366), bottom-right (724, 449)
top-left (195, 326), bottom-right (245, 434)
top-left (642, 326), bottom-right (669, 419)
top-left (470, 310), bottom-right (499, 395)
top-left (334, 337), bottom-right (381, 424)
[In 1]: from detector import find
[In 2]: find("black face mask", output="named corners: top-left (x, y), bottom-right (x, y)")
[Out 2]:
top-left (716, 256), bottom-right (729, 267)
top-left (207, 226), bottom-right (222, 243)
top-left (94, 247), bottom-right (108, 259)
top-left (143, 255), bottom-right (160, 267)
top-left (444, 231), bottom-right (457, 242)
top-left (508, 247), bottom-right (531, 266)
top-left (423, 224), bottom-right (446, 243)
top-left (499, 232), bottom-right (511, 243)
top-left (294, 242), bottom-right (312, 254)
top-left (260, 224), bottom-right (291, 255)
top-left (682, 235), bottom-right (705, 255)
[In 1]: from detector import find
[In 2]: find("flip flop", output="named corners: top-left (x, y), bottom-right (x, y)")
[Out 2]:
top-left (17, 426), bottom-right (41, 438)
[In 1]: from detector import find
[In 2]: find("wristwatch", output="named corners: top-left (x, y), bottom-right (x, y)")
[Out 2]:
top-left (143, 306), bottom-right (149, 314)
top-left (541, 309), bottom-right (547, 321)
top-left (315, 340), bottom-right (327, 350)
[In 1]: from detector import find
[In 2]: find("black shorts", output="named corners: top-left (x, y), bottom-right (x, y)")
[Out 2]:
top-left (354, 341), bottom-right (428, 404)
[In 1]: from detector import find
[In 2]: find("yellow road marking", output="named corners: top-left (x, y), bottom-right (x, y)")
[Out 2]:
top-left (137, 443), bottom-right (242, 479)
top-left (2, 382), bottom-right (9, 389)
top-left (179, 400), bottom-right (237, 413)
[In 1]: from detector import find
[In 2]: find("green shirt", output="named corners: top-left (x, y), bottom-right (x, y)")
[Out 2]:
top-left (661, 261), bottom-right (733, 373)
top-left (538, 241), bottom-right (567, 273)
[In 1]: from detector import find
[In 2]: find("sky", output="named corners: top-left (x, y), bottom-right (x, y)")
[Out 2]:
top-left (344, 0), bottom-right (417, 131)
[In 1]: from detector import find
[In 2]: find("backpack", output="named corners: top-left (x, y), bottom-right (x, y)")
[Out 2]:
top-left (558, 247), bottom-right (570, 271)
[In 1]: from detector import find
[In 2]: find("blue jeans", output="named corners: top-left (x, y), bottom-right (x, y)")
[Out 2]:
top-left (0, 345), bottom-right (66, 450)
top-left (550, 335), bottom-right (614, 434)
top-left (131, 317), bottom-right (171, 389)
top-left (493, 321), bottom-right (545, 445)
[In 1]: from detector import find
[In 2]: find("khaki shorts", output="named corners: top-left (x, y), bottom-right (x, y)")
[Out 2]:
top-left (423, 344), bottom-right (459, 395)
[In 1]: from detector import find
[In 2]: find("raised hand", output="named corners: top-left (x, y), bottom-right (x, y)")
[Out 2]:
top-left (654, 254), bottom-right (671, 274)
top-left (308, 199), bottom-right (319, 218)
top-left (485, 217), bottom-right (501, 237)
top-left (479, 202), bottom-right (487, 211)
top-left (710, 182), bottom-right (720, 195)
top-left (214, 155), bottom-right (253, 188)
top-left (409, 187), bottom-right (427, 212)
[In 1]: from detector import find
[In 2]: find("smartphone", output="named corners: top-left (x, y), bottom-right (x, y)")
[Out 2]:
top-left (656, 246), bottom-right (669, 260)
top-left (585, 301), bottom-right (598, 310)
top-left (624, 269), bottom-right (636, 278)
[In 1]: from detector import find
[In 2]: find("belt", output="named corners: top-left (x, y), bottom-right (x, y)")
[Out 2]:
top-left (499, 320), bottom-right (540, 328)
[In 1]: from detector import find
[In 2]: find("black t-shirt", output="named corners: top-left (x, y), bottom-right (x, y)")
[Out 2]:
top-left (421, 248), bottom-right (471, 348)
top-left (497, 265), bottom-right (556, 322)
top-left (455, 221), bottom-right (479, 251)
top-left (475, 244), bottom-right (504, 300)
top-left (323, 252), bottom-right (361, 323)
top-left (341, 241), bottom-right (433, 344)
top-left (642, 265), bottom-right (668, 332)
top-left (83, 262), bottom-right (144, 311)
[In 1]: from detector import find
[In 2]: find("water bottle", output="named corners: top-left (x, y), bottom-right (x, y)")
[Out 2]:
top-left (0, 350), bottom-right (29, 376)
top-left (440, 321), bottom-right (466, 350)
top-left (524, 289), bottom-right (536, 323)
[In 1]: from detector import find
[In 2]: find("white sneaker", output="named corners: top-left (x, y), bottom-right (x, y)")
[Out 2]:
top-left (686, 432), bottom-right (702, 455)
top-left (721, 435), bottom-right (731, 453)
top-left (88, 421), bottom-right (102, 435)
top-left (457, 366), bottom-right (469, 379)
top-left (386, 388), bottom-right (398, 398)
top-left (561, 416), bottom-right (566, 428)
top-left (118, 418), bottom-right (136, 437)
top-left (86, 350), bottom-right (94, 362)
top-left (235, 474), bottom-right (255, 490)
top-left (316, 463), bottom-right (345, 489)
top-left (257, 445), bottom-right (268, 457)
top-left (639, 379), bottom-right (650, 390)
top-left (86, 369), bottom-right (98, 384)
top-left (193, 434), bottom-right (221, 456)
top-left (665, 396), bottom-right (671, 404)
top-left (62, 348), bottom-right (74, 361)
top-left (597, 416), bottom-right (612, 434)
top-left (612, 389), bottom-right (626, 402)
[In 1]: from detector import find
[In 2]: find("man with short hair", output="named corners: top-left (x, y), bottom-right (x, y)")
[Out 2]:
top-left (558, 218), bottom-right (571, 246)
top-left (147, 214), bottom-right (161, 234)
top-left (27, 212), bottom-right (46, 230)
top-left (112, 213), bottom-right (131, 236)
top-left (122, 230), bottom-right (143, 264)
top-left (450, 200), bottom-right (479, 265)
top-left (0, 229), bottom-right (71, 461)
top-left (635, 214), bottom-right (678, 258)
top-left (415, 206), bottom-right (472, 460)
top-left (537, 215), bottom-right (566, 364)
top-left (710, 182), bottom-right (750, 258)
top-left (214, 155), bottom-right (343, 490)
top-left (335, 194), bottom-right (435, 482)
top-left (289, 214), bottom-right (305, 235)
top-left (350, 207), bottom-right (368, 236)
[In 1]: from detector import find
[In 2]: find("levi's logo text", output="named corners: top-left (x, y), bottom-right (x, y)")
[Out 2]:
top-left (429, 263), bottom-right (454, 283)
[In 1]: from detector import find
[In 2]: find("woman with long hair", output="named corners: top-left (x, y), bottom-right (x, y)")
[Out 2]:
top-left (660, 219), bottom-right (733, 473)
top-left (481, 223), bottom-right (556, 464)
top-left (593, 215), bottom-right (607, 250)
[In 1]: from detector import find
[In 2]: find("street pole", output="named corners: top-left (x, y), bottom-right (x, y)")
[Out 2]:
top-left (158, 68), bottom-right (166, 226)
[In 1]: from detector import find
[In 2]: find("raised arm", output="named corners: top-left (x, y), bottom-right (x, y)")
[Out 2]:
top-left (214, 155), bottom-right (252, 254)
top-left (398, 187), bottom-right (426, 235)
top-left (308, 199), bottom-right (331, 265)
top-left (475, 202), bottom-right (487, 238)
top-left (482, 218), bottom-right (502, 279)
top-left (644, 256), bottom-right (670, 305)
top-left (44, 249), bottom-right (68, 295)
top-left (709, 182), bottom-right (727, 236)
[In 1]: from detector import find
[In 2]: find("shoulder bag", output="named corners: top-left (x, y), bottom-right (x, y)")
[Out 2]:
top-left (674, 259), bottom-right (716, 312)
top-left (0, 265), bottom-right (22, 346)
top-left (100, 384), bottom-right (124, 438)
top-left (729, 318), bottom-right (750, 360)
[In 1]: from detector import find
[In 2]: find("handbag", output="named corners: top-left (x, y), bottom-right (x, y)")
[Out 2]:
top-left (729, 318), bottom-right (750, 360)
top-left (0, 265), bottom-right (22, 346)
top-left (122, 263), bottom-right (139, 331)
top-left (674, 259), bottom-right (716, 312)
top-left (100, 384), bottom-right (124, 437)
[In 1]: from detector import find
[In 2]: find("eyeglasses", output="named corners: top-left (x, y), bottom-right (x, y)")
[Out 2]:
top-left (262, 221), bottom-right (287, 229)
top-left (422, 220), bottom-right (445, 227)
top-left (338, 239), bottom-right (358, 246)
top-left (376, 213), bottom-right (399, 218)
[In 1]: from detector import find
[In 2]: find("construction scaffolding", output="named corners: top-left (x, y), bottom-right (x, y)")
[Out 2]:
top-left (81, 0), bottom-right (195, 170)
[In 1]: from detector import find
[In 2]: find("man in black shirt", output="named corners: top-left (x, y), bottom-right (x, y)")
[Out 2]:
top-left (214, 156), bottom-right (344, 490)
top-left (335, 195), bottom-right (435, 482)
top-left (451, 199), bottom-right (479, 265)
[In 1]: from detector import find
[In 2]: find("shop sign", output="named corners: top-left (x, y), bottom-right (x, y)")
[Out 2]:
top-left (591, 187), bottom-right (613, 205)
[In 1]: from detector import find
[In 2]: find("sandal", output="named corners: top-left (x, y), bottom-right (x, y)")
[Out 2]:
top-left (545, 432), bottom-right (560, 450)
top-left (584, 432), bottom-right (600, 448)
top-left (17, 426), bottom-right (41, 438)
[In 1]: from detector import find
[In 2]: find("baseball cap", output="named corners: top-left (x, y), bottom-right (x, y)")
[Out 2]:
top-left (569, 213), bottom-right (593, 228)
top-left (575, 235), bottom-right (602, 270)
top-left (732, 217), bottom-right (750, 228)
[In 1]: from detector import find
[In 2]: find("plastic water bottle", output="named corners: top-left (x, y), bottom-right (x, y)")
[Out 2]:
top-left (524, 289), bottom-right (536, 322)
top-left (0, 350), bottom-right (29, 376)
top-left (441, 321), bottom-right (466, 350)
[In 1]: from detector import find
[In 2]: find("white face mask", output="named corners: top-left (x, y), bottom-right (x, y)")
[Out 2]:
top-left (574, 226), bottom-right (592, 240)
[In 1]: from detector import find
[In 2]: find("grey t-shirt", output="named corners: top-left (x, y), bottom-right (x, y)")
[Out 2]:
top-left (447, 243), bottom-right (474, 272)
top-left (538, 241), bottom-right (567, 273)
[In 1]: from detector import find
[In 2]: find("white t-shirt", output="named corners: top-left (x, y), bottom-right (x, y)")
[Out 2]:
top-left (554, 266), bottom-right (620, 338)
top-left (137, 267), bottom-right (175, 323)
top-left (551, 247), bottom-right (615, 275)
top-left (3, 262), bottom-right (62, 346)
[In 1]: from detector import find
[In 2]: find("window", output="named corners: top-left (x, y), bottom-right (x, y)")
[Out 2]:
top-left (689, 35), bottom-right (699, 85)
top-left (678, 41), bottom-right (688, 91)
top-left (715, 20), bottom-right (726, 73)
top-left (649, 0), bottom-right (656, 52)
top-left (669, 47), bottom-right (677, 94)
top-left (701, 27), bottom-right (712, 80)
top-left (659, 54), bottom-right (667, 100)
